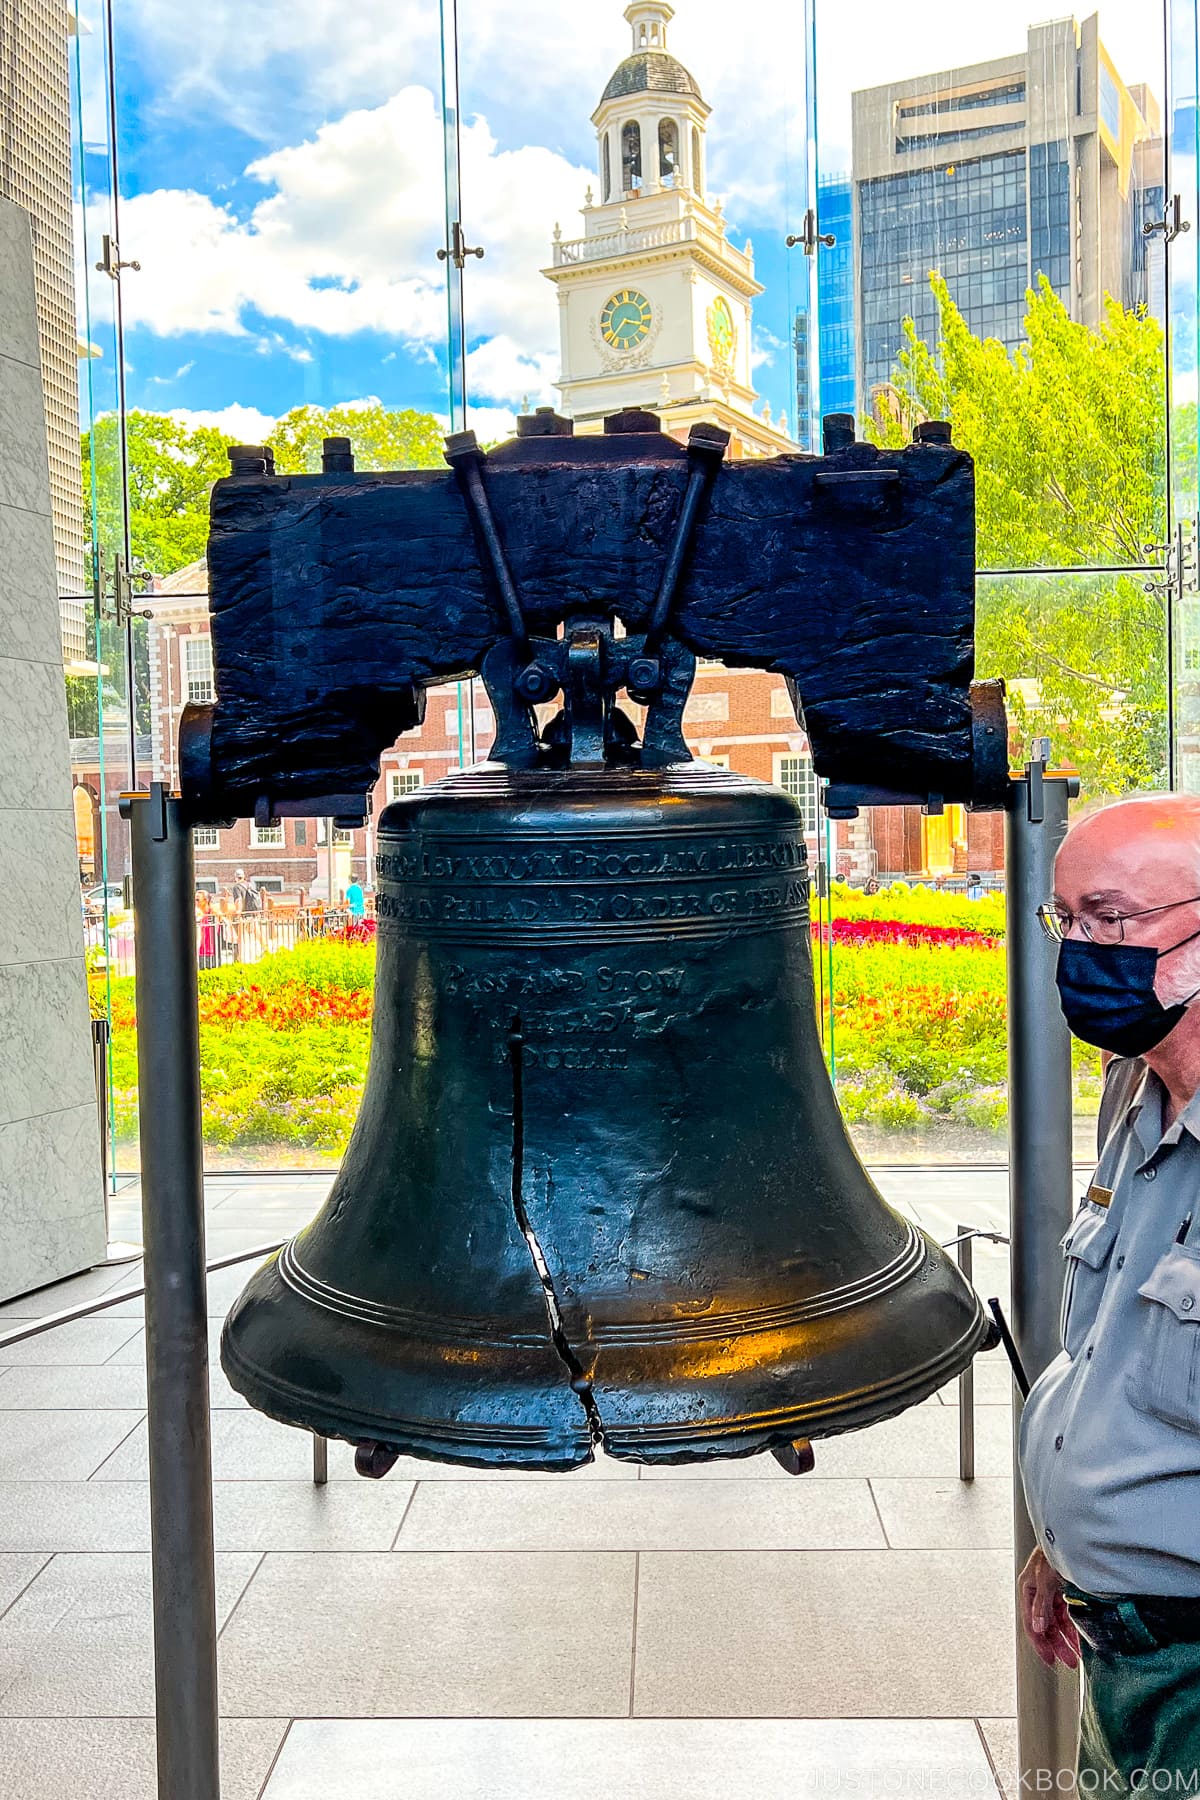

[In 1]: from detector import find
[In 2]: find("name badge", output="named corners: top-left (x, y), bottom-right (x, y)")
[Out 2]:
top-left (1086, 1183), bottom-right (1113, 1210)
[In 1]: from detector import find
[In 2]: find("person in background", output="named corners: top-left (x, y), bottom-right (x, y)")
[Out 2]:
top-left (1018, 793), bottom-right (1200, 1787)
top-left (232, 868), bottom-right (261, 914)
top-left (344, 878), bottom-right (365, 921)
top-left (965, 871), bottom-right (985, 901)
top-left (195, 890), bottom-right (219, 971)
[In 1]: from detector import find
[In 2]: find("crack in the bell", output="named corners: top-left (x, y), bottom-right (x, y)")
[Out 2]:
top-left (508, 1014), bottom-right (605, 1449)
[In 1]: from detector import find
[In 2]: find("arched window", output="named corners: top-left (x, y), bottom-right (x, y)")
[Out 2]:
top-left (638, 22), bottom-right (647, 45)
top-left (659, 119), bottom-right (678, 184)
top-left (602, 134), bottom-right (612, 203)
top-left (691, 126), bottom-right (703, 194)
top-left (622, 121), bottom-right (642, 193)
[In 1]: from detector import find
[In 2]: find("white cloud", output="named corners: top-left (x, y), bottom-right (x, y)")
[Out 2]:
top-left (464, 335), bottom-right (558, 407)
top-left (167, 404), bottom-right (277, 440)
top-left (116, 0), bottom-right (439, 139)
top-left (118, 0), bottom-right (1163, 234)
top-left (750, 327), bottom-right (784, 373)
top-left (116, 87), bottom-right (591, 369)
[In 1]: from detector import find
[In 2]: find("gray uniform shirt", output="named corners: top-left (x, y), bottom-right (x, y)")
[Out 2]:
top-left (1019, 1057), bottom-right (1200, 1598)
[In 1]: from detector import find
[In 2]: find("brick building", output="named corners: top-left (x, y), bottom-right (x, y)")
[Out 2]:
top-left (142, 558), bottom-right (1003, 902)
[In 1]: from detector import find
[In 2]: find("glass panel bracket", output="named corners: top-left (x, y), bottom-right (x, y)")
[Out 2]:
top-left (1143, 519), bottom-right (1198, 600)
top-left (786, 207), bottom-right (835, 254)
top-left (1144, 195), bottom-right (1192, 244)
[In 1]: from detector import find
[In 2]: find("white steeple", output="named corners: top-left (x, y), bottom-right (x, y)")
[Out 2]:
top-left (625, 1), bottom-right (674, 52)
top-left (592, 0), bottom-right (709, 203)
top-left (543, 2), bottom-right (795, 458)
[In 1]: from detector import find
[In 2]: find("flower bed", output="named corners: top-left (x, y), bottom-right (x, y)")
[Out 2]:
top-left (95, 885), bottom-right (1097, 1162)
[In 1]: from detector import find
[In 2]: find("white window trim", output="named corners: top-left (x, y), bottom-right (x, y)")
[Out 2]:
top-left (250, 822), bottom-right (285, 848)
top-left (192, 827), bottom-right (221, 849)
top-left (182, 633), bottom-right (215, 706)
top-left (387, 769), bottom-right (426, 801)
top-left (773, 751), bottom-right (820, 833)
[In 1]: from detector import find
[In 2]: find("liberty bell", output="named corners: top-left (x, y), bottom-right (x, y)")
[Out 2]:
top-left (217, 411), bottom-right (997, 1475)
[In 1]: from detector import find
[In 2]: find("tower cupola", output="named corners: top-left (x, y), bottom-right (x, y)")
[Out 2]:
top-left (593, 0), bottom-right (710, 203)
top-left (625, 2), bottom-right (674, 52)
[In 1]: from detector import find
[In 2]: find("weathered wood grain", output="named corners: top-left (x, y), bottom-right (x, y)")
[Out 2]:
top-left (184, 436), bottom-right (1001, 820)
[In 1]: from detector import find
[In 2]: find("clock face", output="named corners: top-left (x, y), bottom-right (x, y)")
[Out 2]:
top-left (708, 295), bottom-right (736, 365)
top-left (601, 288), bottom-right (653, 351)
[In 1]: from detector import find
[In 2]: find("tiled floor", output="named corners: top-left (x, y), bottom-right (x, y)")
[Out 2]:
top-left (0, 1169), bottom-right (1033, 1798)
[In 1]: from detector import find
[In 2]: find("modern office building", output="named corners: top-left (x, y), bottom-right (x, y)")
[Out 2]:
top-left (0, 0), bottom-right (86, 663)
top-left (850, 14), bottom-right (1163, 405)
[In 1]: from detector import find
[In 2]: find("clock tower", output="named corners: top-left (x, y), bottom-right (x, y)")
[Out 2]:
top-left (544, 1), bottom-right (793, 458)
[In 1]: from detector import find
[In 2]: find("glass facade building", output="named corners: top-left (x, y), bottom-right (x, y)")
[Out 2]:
top-left (851, 16), bottom-right (1165, 400)
top-left (790, 171), bottom-right (856, 439)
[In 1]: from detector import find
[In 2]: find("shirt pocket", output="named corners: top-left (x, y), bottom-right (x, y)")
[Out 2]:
top-left (1126, 1245), bottom-right (1200, 1434)
top-left (1060, 1204), bottom-right (1118, 1358)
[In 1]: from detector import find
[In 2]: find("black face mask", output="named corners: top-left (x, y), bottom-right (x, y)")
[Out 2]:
top-left (1056, 933), bottom-right (1200, 1057)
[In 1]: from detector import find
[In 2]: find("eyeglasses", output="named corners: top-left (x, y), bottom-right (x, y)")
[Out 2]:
top-left (1037, 893), bottom-right (1200, 946)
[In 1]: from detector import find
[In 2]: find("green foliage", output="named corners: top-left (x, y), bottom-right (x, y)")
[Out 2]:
top-left (80, 405), bottom-right (445, 583)
top-left (197, 939), bottom-right (376, 998)
top-left (267, 403), bottom-right (445, 474)
top-left (65, 674), bottom-right (99, 737)
top-left (99, 903), bottom-right (1101, 1158)
top-left (82, 411), bottom-right (236, 578)
top-left (828, 878), bottom-right (1006, 939)
top-left (864, 274), bottom-right (1168, 794)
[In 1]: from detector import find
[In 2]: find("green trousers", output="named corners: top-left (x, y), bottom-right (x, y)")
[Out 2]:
top-left (1078, 1627), bottom-right (1200, 1791)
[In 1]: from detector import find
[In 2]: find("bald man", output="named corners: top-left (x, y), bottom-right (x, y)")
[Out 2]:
top-left (1019, 793), bottom-right (1200, 1788)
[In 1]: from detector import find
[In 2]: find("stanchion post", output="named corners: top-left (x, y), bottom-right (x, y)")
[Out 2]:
top-left (123, 784), bottom-right (221, 1800)
top-left (957, 1226), bottom-right (975, 1483)
top-left (1006, 750), bottom-right (1080, 1788)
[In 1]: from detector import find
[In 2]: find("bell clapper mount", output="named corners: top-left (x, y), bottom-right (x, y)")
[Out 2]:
top-left (446, 415), bottom-right (730, 771)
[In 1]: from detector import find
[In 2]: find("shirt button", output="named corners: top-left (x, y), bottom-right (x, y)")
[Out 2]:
top-left (1116, 1255), bottom-right (1125, 1269)
top-left (1086, 1346), bottom-right (1095, 1359)
top-left (1045, 1527), bottom-right (1056, 1545)
top-left (1145, 1167), bottom-right (1158, 1181)
top-left (1184, 1297), bottom-right (1196, 1312)
top-left (1065, 1236), bottom-right (1074, 1250)
top-left (1055, 1434), bottom-right (1064, 1451)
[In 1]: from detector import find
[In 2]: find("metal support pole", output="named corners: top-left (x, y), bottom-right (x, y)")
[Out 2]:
top-left (90, 1014), bottom-right (142, 1267)
top-left (1006, 754), bottom-right (1080, 1789)
top-left (957, 1226), bottom-right (975, 1483)
top-left (124, 784), bottom-right (221, 1800)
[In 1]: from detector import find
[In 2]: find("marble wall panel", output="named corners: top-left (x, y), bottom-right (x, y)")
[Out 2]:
top-left (0, 811), bottom-right (84, 967)
top-left (0, 960), bottom-right (96, 1128)
top-left (0, 502), bottom-right (62, 665)
top-left (0, 1105), bottom-right (106, 1302)
top-left (0, 207), bottom-right (40, 370)
top-left (0, 357), bottom-right (52, 518)
top-left (0, 657), bottom-right (74, 813)
top-left (0, 200), bottom-right (106, 1297)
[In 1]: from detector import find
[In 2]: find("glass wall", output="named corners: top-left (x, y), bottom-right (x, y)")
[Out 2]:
top-left (72, 0), bottom-right (453, 1168)
top-left (65, 0), bottom-right (1200, 1172)
top-left (811, 0), bottom-right (1183, 1164)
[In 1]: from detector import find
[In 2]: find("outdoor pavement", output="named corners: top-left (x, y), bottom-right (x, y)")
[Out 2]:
top-left (0, 1168), bottom-right (1038, 1798)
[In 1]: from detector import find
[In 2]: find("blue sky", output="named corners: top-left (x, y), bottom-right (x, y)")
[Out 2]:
top-left (73, 0), bottom-right (1161, 445)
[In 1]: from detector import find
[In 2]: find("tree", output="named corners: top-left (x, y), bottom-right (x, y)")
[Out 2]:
top-left (82, 412), bottom-right (237, 579)
top-left (865, 275), bottom-right (1168, 793)
top-left (80, 404), bottom-right (445, 738)
top-left (267, 403), bottom-right (445, 474)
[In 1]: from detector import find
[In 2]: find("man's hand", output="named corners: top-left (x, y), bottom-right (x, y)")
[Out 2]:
top-left (1019, 1547), bottom-right (1081, 1669)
